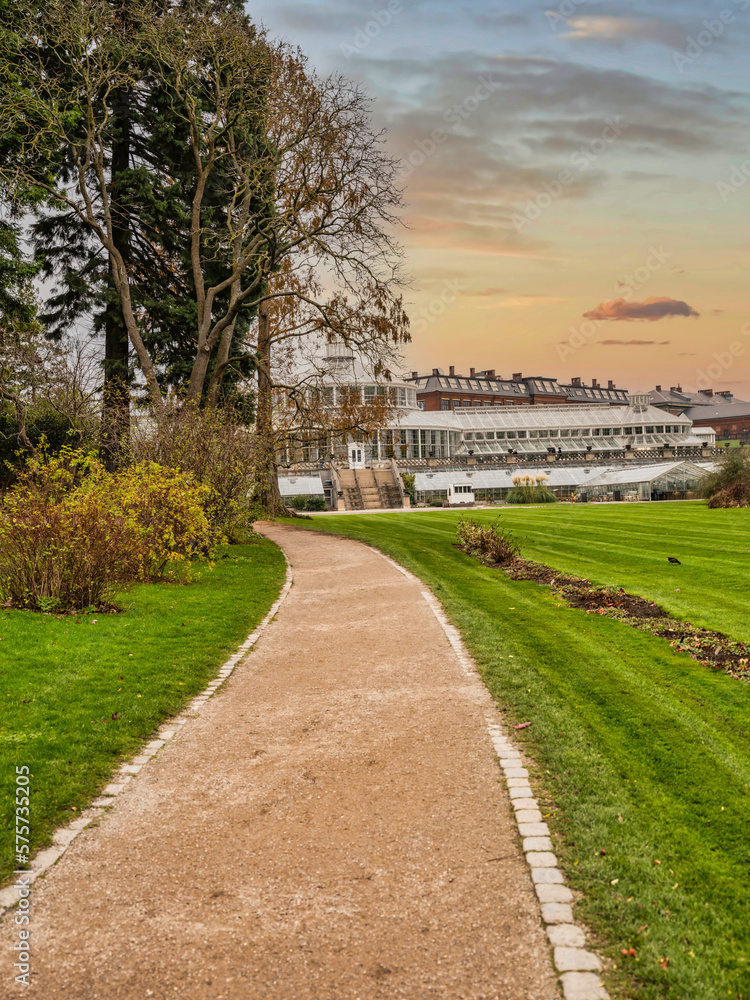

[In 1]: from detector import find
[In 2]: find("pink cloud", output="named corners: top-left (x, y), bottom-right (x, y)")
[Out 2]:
top-left (583, 296), bottom-right (699, 321)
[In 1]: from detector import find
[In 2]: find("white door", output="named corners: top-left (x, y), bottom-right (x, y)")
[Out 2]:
top-left (349, 443), bottom-right (365, 468)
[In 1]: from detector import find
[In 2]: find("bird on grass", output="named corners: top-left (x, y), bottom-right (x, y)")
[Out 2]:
top-left (668, 557), bottom-right (681, 565)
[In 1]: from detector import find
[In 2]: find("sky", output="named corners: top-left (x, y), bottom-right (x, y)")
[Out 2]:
top-left (249, 0), bottom-right (750, 397)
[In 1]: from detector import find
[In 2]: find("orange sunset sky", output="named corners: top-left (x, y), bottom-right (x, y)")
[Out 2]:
top-left (253, 0), bottom-right (750, 397)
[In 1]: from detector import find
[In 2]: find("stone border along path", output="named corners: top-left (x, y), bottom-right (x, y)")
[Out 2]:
top-left (372, 547), bottom-right (610, 1000)
top-left (0, 525), bottom-right (609, 1000)
top-left (0, 560), bottom-right (294, 917)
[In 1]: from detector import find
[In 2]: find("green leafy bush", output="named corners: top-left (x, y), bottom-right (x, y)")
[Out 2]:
top-left (456, 517), bottom-right (520, 565)
top-left (0, 449), bottom-right (217, 611)
top-left (401, 471), bottom-right (415, 500)
top-left (287, 494), bottom-right (327, 511)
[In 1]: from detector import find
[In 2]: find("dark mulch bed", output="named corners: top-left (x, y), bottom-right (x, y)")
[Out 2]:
top-left (461, 549), bottom-right (750, 682)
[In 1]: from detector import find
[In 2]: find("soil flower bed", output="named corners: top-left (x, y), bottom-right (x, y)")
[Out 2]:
top-left (504, 558), bottom-right (750, 682)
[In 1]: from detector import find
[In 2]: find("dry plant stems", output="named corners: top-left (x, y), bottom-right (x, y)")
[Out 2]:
top-left (129, 402), bottom-right (257, 534)
top-left (456, 518), bottom-right (520, 565)
top-left (506, 474), bottom-right (558, 505)
top-left (701, 447), bottom-right (750, 507)
top-left (0, 1), bottom-right (409, 478)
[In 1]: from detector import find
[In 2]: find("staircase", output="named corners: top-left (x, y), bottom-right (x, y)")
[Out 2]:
top-left (337, 469), bottom-right (364, 510)
top-left (374, 469), bottom-right (405, 509)
top-left (354, 469), bottom-right (383, 510)
top-left (336, 466), bottom-right (405, 510)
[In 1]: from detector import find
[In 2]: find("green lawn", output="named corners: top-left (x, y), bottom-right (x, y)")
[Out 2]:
top-left (288, 504), bottom-right (750, 1000)
top-left (0, 538), bottom-right (286, 887)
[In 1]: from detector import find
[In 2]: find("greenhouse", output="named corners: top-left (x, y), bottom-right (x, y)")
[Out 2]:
top-left (413, 465), bottom-right (618, 504)
top-left (581, 461), bottom-right (708, 501)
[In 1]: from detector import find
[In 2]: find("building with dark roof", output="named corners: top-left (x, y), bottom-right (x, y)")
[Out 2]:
top-left (407, 368), bottom-right (629, 410)
top-left (649, 384), bottom-right (741, 414)
top-left (682, 401), bottom-right (750, 443)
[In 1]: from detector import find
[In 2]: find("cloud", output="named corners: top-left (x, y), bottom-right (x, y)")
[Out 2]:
top-left (465, 286), bottom-right (509, 298)
top-left (353, 49), bottom-right (750, 256)
top-left (583, 297), bottom-right (700, 321)
top-left (599, 339), bottom-right (672, 345)
top-left (562, 16), bottom-right (684, 49)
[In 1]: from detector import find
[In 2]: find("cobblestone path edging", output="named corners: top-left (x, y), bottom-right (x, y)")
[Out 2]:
top-left (376, 549), bottom-right (610, 1000)
top-left (0, 558), bottom-right (294, 917)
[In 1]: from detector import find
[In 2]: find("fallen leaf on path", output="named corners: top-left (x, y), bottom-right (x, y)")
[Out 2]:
top-left (514, 722), bottom-right (532, 730)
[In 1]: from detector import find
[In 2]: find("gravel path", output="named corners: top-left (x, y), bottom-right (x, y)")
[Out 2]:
top-left (1, 524), bottom-right (559, 999)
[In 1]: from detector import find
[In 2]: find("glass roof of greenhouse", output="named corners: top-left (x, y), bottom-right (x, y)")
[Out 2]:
top-left (583, 461), bottom-right (707, 488)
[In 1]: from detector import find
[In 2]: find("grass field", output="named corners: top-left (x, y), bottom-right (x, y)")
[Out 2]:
top-left (0, 537), bottom-right (286, 887)
top-left (289, 503), bottom-right (750, 1000)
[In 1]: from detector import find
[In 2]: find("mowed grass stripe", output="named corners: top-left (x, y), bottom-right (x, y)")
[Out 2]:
top-left (479, 504), bottom-right (750, 640)
top-left (289, 507), bottom-right (750, 999)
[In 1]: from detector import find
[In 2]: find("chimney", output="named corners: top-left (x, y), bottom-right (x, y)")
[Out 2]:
top-left (411, 371), bottom-right (418, 379)
top-left (485, 369), bottom-right (496, 379)
top-left (608, 380), bottom-right (616, 390)
top-left (670, 385), bottom-right (683, 393)
top-left (717, 390), bottom-right (733, 400)
top-left (699, 388), bottom-right (714, 397)
top-left (655, 385), bottom-right (661, 392)
top-left (512, 372), bottom-right (522, 380)
top-left (470, 368), bottom-right (476, 378)
top-left (449, 365), bottom-right (455, 376)
top-left (432, 368), bottom-right (440, 376)
top-left (592, 378), bottom-right (600, 389)
top-left (571, 377), bottom-right (581, 387)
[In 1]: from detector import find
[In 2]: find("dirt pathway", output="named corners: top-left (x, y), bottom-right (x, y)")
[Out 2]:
top-left (1, 524), bottom-right (559, 999)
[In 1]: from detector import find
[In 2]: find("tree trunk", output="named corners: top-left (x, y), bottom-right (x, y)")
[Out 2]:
top-left (250, 307), bottom-right (292, 518)
top-left (101, 81), bottom-right (132, 469)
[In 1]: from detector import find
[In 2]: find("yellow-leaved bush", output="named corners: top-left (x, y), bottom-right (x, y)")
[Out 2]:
top-left (0, 449), bottom-right (218, 611)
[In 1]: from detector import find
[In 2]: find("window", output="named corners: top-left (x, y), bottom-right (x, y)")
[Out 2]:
top-left (496, 431), bottom-right (505, 440)
top-left (441, 399), bottom-right (450, 410)
top-left (656, 426), bottom-right (664, 433)
top-left (506, 431), bottom-right (517, 440)
top-left (418, 401), bottom-right (426, 410)
top-left (646, 426), bottom-right (655, 434)
top-left (624, 427), bottom-right (632, 435)
top-left (452, 400), bottom-right (461, 409)
top-left (463, 400), bottom-right (472, 407)
top-left (602, 428), bottom-right (611, 436)
top-left (465, 433), bottom-right (474, 441)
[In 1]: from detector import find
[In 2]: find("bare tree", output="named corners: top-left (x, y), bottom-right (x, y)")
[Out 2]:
top-left (0, 1), bottom-right (409, 513)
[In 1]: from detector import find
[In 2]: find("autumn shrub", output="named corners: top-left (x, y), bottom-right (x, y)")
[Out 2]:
top-left (0, 449), bottom-right (217, 611)
top-left (129, 404), bottom-right (256, 536)
top-left (706, 480), bottom-right (750, 509)
top-left (456, 517), bottom-right (520, 565)
top-left (701, 447), bottom-right (750, 507)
